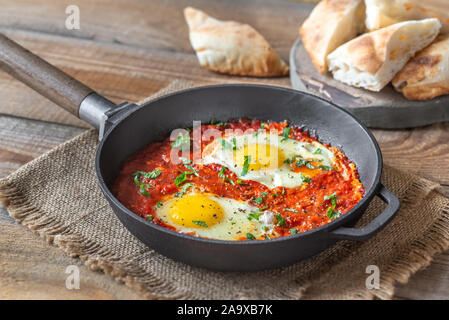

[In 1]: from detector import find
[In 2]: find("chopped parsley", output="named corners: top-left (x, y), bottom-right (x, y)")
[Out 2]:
top-left (156, 200), bottom-right (163, 208)
top-left (147, 215), bottom-right (153, 223)
top-left (246, 233), bottom-right (256, 240)
top-left (300, 173), bottom-right (311, 184)
top-left (261, 123), bottom-right (266, 129)
top-left (325, 192), bottom-right (341, 219)
top-left (215, 122), bottom-right (227, 127)
top-left (175, 183), bottom-right (193, 197)
top-left (281, 126), bottom-right (291, 142)
top-left (313, 148), bottom-right (322, 154)
top-left (253, 197), bottom-right (264, 205)
top-left (172, 132), bottom-right (190, 150)
top-left (192, 220), bottom-right (208, 228)
top-left (290, 228), bottom-right (298, 235)
top-left (241, 155), bottom-right (250, 176)
top-left (261, 192), bottom-right (268, 198)
top-left (275, 213), bottom-right (286, 226)
top-left (324, 192), bottom-right (338, 207)
top-left (174, 171), bottom-right (195, 187)
top-left (133, 168), bottom-right (161, 180)
top-left (284, 154), bottom-right (303, 164)
top-left (218, 167), bottom-right (235, 185)
top-left (326, 207), bottom-right (341, 219)
top-left (220, 138), bottom-right (236, 151)
top-left (247, 209), bottom-right (262, 221)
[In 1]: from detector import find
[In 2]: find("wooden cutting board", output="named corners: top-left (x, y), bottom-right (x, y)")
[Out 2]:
top-left (289, 38), bottom-right (449, 129)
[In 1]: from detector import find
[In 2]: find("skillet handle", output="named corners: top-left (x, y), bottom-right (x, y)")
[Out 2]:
top-left (0, 33), bottom-right (115, 123)
top-left (329, 184), bottom-right (400, 241)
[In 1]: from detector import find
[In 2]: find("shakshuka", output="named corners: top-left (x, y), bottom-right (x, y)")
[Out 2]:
top-left (113, 119), bottom-right (364, 241)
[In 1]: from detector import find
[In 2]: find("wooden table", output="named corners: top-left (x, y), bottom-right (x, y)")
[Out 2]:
top-left (0, 0), bottom-right (448, 300)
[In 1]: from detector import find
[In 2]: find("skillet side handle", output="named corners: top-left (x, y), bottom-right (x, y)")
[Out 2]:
top-left (0, 33), bottom-right (96, 117)
top-left (329, 184), bottom-right (400, 241)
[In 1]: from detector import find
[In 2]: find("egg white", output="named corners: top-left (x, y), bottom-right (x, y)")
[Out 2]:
top-left (155, 192), bottom-right (275, 240)
top-left (201, 132), bottom-right (335, 188)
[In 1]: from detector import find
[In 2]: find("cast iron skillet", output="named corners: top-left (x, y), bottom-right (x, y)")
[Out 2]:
top-left (0, 34), bottom-right (400, 271)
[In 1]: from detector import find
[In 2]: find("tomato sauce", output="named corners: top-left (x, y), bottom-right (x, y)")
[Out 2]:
top-left (113, 119), bottom-right (365, 239)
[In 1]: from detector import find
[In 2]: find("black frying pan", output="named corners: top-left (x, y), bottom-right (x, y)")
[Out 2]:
top-left (0, 34), bottom-right (400, 271)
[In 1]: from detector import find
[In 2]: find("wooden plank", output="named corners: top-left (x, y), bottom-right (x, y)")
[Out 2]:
top-left (0, 207), bottom-right (142, 300)
top-left (372, 123), bottom-right (449, 185)
top-left (0, 0), bottom-right (309, 126)
top-left (0, 115), bottom-right (142, 299)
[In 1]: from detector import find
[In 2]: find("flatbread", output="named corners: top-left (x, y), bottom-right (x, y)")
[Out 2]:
top-left (365, 0), bottom-right (449, 33)
top-left (393, 35), bottom-right (449, 100)
top-left (299, 0), bottom-right (365, 74)
top-left (183, 7), bottom-right (289, 77)
top-left (327, 18), bottom-right (441, 91)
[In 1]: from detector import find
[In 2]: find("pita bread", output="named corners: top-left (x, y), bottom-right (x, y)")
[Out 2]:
top-left (327, 18), bottom-right (441, 91)
top-left (299, 0), bottom-right (365, 74)
top-left (365, 0), bottom-right (449, 33)
top-left (393, 35), bottom-right (449, 100)
top-left (183, 7), bottom-right (289, 77)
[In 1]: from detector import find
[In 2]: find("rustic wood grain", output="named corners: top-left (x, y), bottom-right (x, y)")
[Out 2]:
top-left (0, 0), bottom-right (310, 127)
top-left (0, 0), bottom-right (448, 300)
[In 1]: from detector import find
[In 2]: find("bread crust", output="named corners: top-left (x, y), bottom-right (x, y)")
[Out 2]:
top-left (184, 7), bottom-right (289, 77)
top-left (393, 35), bottom-right (449, 100)
top-left (299, 0), bottom-right (365, 74)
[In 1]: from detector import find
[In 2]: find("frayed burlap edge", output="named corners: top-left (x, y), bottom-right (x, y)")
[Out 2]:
top-left (0, 131), bottom-right (200, 300)
top-left (344, 180), bottom-right (449, 300)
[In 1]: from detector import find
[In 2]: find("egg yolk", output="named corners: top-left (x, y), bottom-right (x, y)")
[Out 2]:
top-left (235, 143), bottom-right (284, 171)
top-left (169, 194), bottom-right (224, 228)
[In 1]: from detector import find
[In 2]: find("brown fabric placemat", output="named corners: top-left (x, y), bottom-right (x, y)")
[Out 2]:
top-left (1, 80), bottom-right (449, 299)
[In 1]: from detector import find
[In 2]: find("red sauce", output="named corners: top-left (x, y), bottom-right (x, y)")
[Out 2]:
top-left (113, 119), bottom-right (364, 239)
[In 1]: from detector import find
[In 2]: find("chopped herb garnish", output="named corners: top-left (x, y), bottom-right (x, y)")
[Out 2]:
top-left (275, 213), bottom-right (286, 226)
top-left (306, 162), bottom-right (316, 170)
top-left (241, 155), bottom-right (250, 176)
top-left (147, 215), bottom-right (153, 223)
top-left (246, 233), bottom-right (256, 240)
top-left (300, 173), bottom-right (311, 183)
top-left (281, 126), bottom-right (291, 142)
top-left (216, 122), bottom-right (227, 127)
top-left (261, 123), bottom-right (266, 129)
top-left (313, 148), bottom-right (322, 154)
top-left (285, 208), bottom-right (298, 212)
top-left (326, 207), bottom-right (341, 219)
top-left (192, 220), bottom-right (208, 228)
top-left (253, 197), bottom-right (263, 205)
top-left (156, 200), bottom-right (163, 208)
top-left (265, 234), bottom-right (271, 240)
top-left (236, 179), bottom-right (248, 185)
top-left (133, 168), bottom-right (162, 180)
top-left (284, 154), bottom-right (303, 164)
top-left (218, 166), bottom-right (235, 185)
top-left (290, 228), bottom-right (298, 235)
top-left (318, 165), bottom-right (333, 171)
top-left (172, 132), bottom-right (191, 150)
top-left (218, 167), bottom-right (226, 179)
top-left (220, 138), bottom-right (233, 150)
top-left (324, 192), bottom-right (338, 207)
top-left (248, 209), bottom-right (262, 221)
top-left (174, 171), bottom-right (195, 187)
top-left (261, 192), bottom-right (268, 198)
top-left (175, 183), bottom-right (193, 197)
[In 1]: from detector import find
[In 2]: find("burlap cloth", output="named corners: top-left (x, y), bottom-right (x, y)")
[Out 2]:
top-left (1, 80), bottom-right (449, 300)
